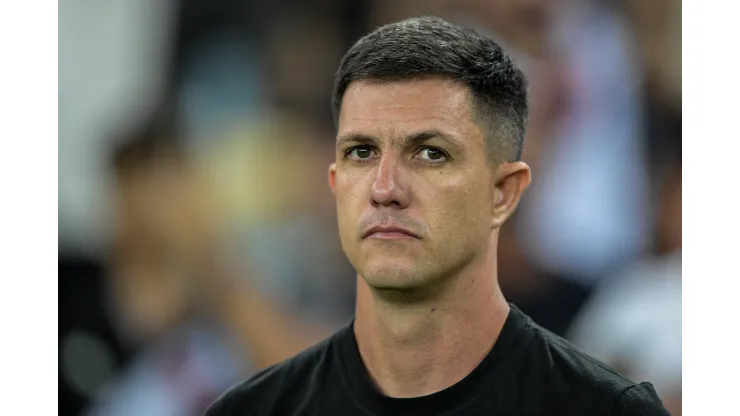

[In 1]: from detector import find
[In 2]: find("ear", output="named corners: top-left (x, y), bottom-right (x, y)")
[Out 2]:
top-left (328, 163), bottom-right (337, 196)
top-left (491, 161), bottom-right (531, 229)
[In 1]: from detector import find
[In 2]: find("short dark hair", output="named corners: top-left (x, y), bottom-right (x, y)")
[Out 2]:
top-left (332, 16), bottom-right (529, 163)
top-left (110, 107), bottom-right (183, 176)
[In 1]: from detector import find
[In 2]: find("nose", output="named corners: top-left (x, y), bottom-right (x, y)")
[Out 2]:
top-left (370, 152), bottom-right (410, 209)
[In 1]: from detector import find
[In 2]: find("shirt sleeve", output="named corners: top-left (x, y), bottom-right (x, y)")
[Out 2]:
top-left (608, 383), bottom-right (673, 416)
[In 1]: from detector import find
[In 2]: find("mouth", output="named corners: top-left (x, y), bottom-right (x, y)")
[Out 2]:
top-left (362, 225), bottom-right (420, 240)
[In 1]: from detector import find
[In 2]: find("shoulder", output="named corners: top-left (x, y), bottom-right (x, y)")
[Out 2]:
top-left (203, 334), bottom-right (338, 416)
top-left (608, 383), bottom-right (671, 416)
top-left (524, 319), bottom-right (669, 415)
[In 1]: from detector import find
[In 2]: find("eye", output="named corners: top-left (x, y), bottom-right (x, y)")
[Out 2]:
top-left (346, 146), bottom-right (376, 161)
top-left (415, 147), bottom-right (447, 164)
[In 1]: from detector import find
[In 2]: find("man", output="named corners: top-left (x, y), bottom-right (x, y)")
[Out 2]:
top-left (92, 114), bottom-right (332, 416)
top-left (206, 17), bottom-right (670, 416)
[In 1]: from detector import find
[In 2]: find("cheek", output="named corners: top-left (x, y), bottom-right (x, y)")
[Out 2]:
top-left (333, 173), bottom-right (366, 233)
top-left (422, 177), bottom-right (492, 234)
top-left (335, 170), bottom-right (369, 207)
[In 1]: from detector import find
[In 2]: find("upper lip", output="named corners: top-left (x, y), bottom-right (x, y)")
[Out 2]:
top-left (363, 225), bottom-right (420, 239)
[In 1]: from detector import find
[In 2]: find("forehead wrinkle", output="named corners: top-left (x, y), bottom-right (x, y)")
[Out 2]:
top-left (340, 112), bottom-right (465, 136)
top-left (337, 79), bottom-right (484, 153)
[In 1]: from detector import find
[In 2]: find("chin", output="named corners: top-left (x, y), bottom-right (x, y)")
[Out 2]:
top-left (360, 259), bottom-right (430, 291)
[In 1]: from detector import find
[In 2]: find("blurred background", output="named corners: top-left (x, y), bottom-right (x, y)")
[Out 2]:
top-left (58, 0), bottom-right (681, 415)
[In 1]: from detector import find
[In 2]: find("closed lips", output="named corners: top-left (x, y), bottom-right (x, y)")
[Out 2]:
top-left (363, 226), bottom-right (420, 239)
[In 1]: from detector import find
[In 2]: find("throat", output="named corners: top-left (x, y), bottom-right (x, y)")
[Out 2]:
top-left (353, 279), bottom-right (509, 398)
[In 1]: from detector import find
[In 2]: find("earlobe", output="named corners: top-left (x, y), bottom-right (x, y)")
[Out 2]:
top-left (328, 163), bottom-right (337, 196)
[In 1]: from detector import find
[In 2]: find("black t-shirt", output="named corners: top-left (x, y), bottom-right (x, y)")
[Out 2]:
top-left (205, 305), bottom-right (670, 415)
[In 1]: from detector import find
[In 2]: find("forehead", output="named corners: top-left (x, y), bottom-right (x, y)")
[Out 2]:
top-left (337, 78), bottom-right (479, 139)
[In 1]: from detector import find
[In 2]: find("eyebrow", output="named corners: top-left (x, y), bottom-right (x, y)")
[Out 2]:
top-left (336, 129), bottom-right (463, 151)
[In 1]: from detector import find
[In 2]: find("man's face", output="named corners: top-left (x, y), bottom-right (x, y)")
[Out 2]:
top-left (112, 161), bottom-right (202, 341)
top-left (329, 78), bottom-right (500, 291)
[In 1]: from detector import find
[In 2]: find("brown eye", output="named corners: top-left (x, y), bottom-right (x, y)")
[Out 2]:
top-left (417, 147), bottom-right (447, 164)
top-left (348, 146), bottom-right (374, 160)
top-left (425, 148), bottom-right (443, 160)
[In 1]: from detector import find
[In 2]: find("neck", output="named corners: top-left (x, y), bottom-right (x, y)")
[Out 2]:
top-left (353, 235), bottom-right (510, 398)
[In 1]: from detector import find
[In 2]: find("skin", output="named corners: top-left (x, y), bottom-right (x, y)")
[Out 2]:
top-left (112, 160), bottom-right (202, 342)
top-left (112, 155), bottom-right (332, 367)
top-left (329, 77), bottom-right (531, 397)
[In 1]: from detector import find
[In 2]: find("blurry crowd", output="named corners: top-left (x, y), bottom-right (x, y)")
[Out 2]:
top-left (59, 0), bottom-right (681, 415)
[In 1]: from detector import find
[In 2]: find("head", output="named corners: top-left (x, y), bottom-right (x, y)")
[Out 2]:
top-left (328, 17), bottom-right (531, 297)
top-left (109, 115), bottom-right (204, 342)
